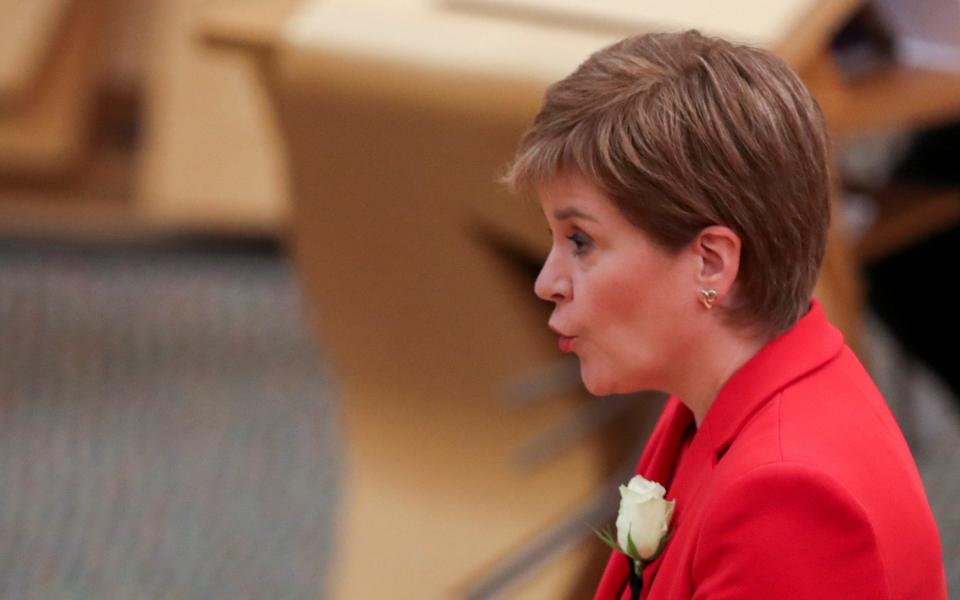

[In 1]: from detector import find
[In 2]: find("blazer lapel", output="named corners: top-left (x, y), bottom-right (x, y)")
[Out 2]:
top-left (593, 398), bottom-right (694, 600)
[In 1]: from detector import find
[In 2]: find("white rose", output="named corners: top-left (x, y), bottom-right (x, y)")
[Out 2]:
top-left (615, 475), bottom-right (675, 561)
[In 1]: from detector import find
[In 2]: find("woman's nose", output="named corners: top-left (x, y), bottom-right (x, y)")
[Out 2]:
top-left (534, 252), bottom-right (570, 302)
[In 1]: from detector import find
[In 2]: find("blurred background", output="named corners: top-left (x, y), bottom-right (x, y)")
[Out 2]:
top-left (0, 0), bottom-right (957, 598)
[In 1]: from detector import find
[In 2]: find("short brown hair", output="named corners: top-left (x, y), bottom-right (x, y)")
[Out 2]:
top-left (505, 30), bottom-right (831, 337)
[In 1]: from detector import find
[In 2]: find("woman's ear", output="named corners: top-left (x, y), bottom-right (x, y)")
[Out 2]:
top-left (691, 226), bottom-right (741, 299)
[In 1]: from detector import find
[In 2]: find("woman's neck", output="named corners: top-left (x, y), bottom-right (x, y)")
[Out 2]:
top-left (671, 326), bottom-right (769, 427)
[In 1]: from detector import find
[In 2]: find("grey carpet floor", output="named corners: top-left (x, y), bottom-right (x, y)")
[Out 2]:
top-left (0, 239), bottom-right (340, 599)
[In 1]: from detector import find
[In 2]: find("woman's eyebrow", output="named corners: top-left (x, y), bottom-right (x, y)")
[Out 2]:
top-left (553, 207), bottom-right (599, 222)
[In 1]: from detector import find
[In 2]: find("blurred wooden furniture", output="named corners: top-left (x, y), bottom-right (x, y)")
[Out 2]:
top-left (0, 0), bottom-right (107, 179)
top-left (255, 9), bottom-right (645, 598)
top-left (201, 0), bottom-right (960, 596)
top-left (0, 0), bottom-right (72, 108)
top-left (803, 49), bottom-right (960, 289)
top-left (824, 63), bottom-right (960, 134)
top-left (854, 186), bottom-right (960, 262)
top-left (134, 0), bottom-right (290, 235)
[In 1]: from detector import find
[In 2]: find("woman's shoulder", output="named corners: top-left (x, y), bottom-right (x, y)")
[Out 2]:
top-left (722, 345), bottom-right (926, 513)
top-left (773, 344), bottom-right (914, 472)
top-left (694, 456), bottom-right (945, 599)
top-left (696, 357), bottom-right (946, 599)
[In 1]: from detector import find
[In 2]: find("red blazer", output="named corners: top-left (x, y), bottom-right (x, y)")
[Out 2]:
top-left (595, 301), bottom-right (947, 599)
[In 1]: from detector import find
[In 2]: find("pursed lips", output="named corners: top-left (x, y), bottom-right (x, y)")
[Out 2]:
top-left (549, 323), bottom-right (577, 353)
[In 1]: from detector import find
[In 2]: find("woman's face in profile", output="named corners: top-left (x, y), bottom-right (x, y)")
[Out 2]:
top-left (536, 175), bottom-right (698, 396)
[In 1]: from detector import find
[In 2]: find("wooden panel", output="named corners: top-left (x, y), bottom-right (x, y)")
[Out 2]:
top-left (281, 3), bottom-right (628, 119)
top-left (135, 0), bottom-right (289, 234)
top-left (831, 64), bottom-right (960, 135)
top-left (0, 0), bottom-right (105, 178)
top-left (201, 0), bottom-right (302, 52)
top-left (0, 0), bottom-right (73, 108)
top-left (447, 0), bottom-right (818, 48)
top-left (802, 47), bottom-right (960, 136)
top-left (273, 39), bottom-right (650, 597)
top-left (447, 0), bottom-right (861, 70)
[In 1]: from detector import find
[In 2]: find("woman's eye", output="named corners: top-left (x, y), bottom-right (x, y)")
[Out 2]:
top-left (566, 231), bottom-right (592, 256)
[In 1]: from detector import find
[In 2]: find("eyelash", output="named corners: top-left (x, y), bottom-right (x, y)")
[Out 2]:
top-left (566, 230), bottom-right (592, 256)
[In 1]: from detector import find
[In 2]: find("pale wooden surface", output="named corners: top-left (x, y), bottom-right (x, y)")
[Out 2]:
top-left (275, 56), bottom-right (642, 595)
top-left (202, 0), bottom-right (302, 52)
top-left (135, 0), bottom-right (289, 234)
top-left (832, 64), bottom-right (960, 135)
top-left (448, 0), bottom-right (862, 69)
top-left (0, 0), bottom-right (105, 177)
top-left (0, 0), bottom-right (73, 108)
top-left (449, 0), bottom-right (816, 44)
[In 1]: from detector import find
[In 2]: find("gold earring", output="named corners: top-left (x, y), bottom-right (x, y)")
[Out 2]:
top-left (699, 288), bottom-right (718, 309)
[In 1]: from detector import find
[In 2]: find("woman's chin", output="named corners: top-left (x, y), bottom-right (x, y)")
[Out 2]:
top-left (580, 366), bottom-right (617, 397)
top-left (580, 363), bottom-right (650, 397)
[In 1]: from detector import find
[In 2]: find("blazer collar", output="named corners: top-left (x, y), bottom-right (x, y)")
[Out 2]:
top-left (696, 300), bottom-right (844, 458)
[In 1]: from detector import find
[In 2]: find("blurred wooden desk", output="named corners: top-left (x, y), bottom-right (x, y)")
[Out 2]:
top-left (804, 50), bottom-right (960, 316)
top-left (0, 0), bottom-right (73, 108)
top-left (0, 0), bottom-right (105, 178)
top-left (133, 0), bottom-right (293, 235)
top-left (199, 1), bottom-right (960, 597)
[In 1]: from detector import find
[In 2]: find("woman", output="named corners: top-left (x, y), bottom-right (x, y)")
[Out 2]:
top-left (505, 31), bottom-right (946, 599)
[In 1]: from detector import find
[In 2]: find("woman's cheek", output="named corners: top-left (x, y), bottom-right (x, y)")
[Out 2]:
top-left (592, 272), bottom-right (645, 325)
